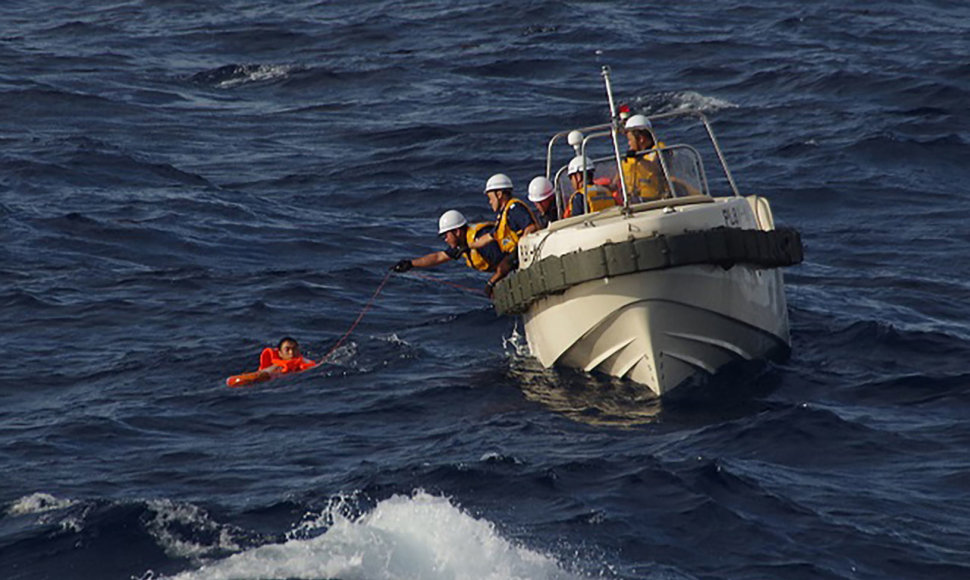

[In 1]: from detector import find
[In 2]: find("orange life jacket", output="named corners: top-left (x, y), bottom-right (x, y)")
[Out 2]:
top-left (259, 348), bottom-right (317, 374)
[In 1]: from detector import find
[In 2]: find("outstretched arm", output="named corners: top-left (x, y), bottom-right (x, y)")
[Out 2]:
top-left (413, 250), bottom-right (452, 268)
top-left (392, 252), bottom-right (451, 272)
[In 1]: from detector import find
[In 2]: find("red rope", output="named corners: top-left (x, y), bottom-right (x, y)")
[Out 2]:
top-left (317, 270), bottom-right (393, 365)
top-left (315, 269), bottom-right (486, 369)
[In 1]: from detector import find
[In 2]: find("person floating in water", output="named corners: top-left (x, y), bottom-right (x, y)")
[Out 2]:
top-left (259, 336), bottom-right (317, 374)
top-left (226, 336), bottom-right (317, 387)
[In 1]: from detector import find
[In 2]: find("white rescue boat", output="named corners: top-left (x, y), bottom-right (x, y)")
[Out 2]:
top-left (492, 67), bottom-right (803, 397)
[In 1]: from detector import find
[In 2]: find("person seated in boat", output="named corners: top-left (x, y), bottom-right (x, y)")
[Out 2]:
top-left (563, 156), bottom-right (617, 218)
top-left (616, 114), bottom-right (668, 202)
top-left (466, 173), bottom-right (539, 256)
top-left (259, 337), bottom-right (317, 374)
top-left (391, 209), bottom-right (514, 295)
top-left (527, 176), bottom-right (558, 228)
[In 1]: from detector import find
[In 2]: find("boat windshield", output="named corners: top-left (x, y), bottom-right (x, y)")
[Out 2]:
top-left (545, 110), bottom-right (740, 218)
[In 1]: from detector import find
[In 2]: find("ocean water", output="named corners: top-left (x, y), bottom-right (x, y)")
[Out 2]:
top-left (2, 1), bottom-right (970, 579)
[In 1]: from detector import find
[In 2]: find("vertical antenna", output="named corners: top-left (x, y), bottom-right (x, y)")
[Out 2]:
top-left (601, 66), bottom-right (629, 208)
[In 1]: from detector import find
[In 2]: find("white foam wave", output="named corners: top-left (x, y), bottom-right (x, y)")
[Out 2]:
top-left (379, 333), bottom-right (410, 347)
top-left (168, 491), bottom-right (584, 580)
top-left (216, 65), bottom-right (295, 89)
top-left (322, 340), bottom-right (358, 367)
top-left (6, 492), bottom-right (76, 516)
top-left (146, 499), bottom-right (246, 560)
top-left (664, 90), bottom-right (738, 113)
top-left (6, 492), bottom-right (90, 533)
top-left (502, 322), bottom-right (531, 358)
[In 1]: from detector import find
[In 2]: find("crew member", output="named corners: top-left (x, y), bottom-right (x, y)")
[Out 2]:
top-left (563, 156), bottom-right (616, 218)
top-left (470, 173), bottom-right (539, 255)
top-left (527, 176), bottom-right (558, 228)
top-left (617, 114), bottom-right (668, 202)
top-left (392, 210), bottom-right (513, 296)
top-left (259, 337), bottom-right (317, 374)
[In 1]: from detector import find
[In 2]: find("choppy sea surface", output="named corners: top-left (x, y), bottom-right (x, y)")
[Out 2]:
top-left (2, 1), bottom-right (970, 579)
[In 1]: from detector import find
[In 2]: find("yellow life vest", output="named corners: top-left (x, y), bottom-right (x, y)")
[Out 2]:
top-left (584, 184), bottom-right (616, 213)
top-left (463, 222), bottom-right (496, 272)
top-left (493, 198), bottom-right (537, 254)
top-left (621, 141), bottom-right (667, 202)
top-left (563, 184), bottom-right (616, 218)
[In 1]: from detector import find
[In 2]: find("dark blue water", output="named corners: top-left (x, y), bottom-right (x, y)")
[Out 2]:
top-left (2, 1), bottom-right (970, 578)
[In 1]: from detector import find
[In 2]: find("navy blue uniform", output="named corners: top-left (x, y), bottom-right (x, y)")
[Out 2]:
top-left (503, 203), bottom-right (535, 236)
top-left (445, 225), bottom-right (506, 270)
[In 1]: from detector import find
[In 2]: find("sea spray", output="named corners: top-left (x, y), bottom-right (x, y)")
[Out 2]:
top-left (167, 491), bottom-right (583, 580)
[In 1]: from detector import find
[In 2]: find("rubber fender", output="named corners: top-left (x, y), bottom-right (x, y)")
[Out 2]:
top-left (633, 237), bottom-right (670, 270)
top-left (563, 246), bottom-right (607, 286)
top-left (666, 232), bottom-right (709, 266)
top-left (492, 277), bottom-right (512, 313)
top-left (525, 263), bottom-right (547, 299)
top-left (491, 226), bottom-right (804, 316)
top-left (604, 241), bottom-right (638, 277)
top-left (509, 269), bottom-right (527, 308)
top-left (539, 255), bottom-right (568, 293)
top-left (779, 228), bottom-right (804, 264)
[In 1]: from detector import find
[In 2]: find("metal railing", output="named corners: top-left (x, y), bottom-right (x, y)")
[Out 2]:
top-left (543, 104), bottom-right (741, 221)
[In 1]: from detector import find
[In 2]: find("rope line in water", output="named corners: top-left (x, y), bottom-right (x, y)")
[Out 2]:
top-left (317, 270), bottom-right (488, 365)
top-left (318, 269), bottom-right (394, 365)
top-left (230, 269), bottom-right (488, 385)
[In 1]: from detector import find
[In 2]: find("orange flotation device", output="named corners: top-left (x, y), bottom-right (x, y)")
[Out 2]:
top-left (226, 348), bottom-right (317, 388)
top-left (258, 347), bottom-right (317, 373)
top-left (225, 370), bottom-right (277, 388)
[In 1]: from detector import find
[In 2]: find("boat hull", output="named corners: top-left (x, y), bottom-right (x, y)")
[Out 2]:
top-left (521, 261), bottom-right (790, 397)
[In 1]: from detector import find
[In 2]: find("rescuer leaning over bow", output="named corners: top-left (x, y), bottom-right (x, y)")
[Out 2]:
top-left (391, 210), bottom-right (514, 296)
top-left (468, 173), bottom-right (539, 256)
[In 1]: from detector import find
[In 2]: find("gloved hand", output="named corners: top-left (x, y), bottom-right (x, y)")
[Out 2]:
top-left (392, 259), bottom-right (413, 273)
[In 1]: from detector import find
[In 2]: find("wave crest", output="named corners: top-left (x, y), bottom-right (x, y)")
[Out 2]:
top-left (7, 492), bottom-right (77, 516)
top-left (167, 491), bottom-right (581, 580)
top-left (189, 64), bottom-right (300, 89)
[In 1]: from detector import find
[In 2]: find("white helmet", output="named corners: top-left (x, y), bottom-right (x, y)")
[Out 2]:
top-left (484, 173), bottom-right (513, 193)
top-left (567, 155), bottom-right (595, 175)
top-left (527, 176), bottom-right (555, 202)
top-left (624, 114), bottom-right (652, 131)
top-left (437, 210), bottom-right (467, 234)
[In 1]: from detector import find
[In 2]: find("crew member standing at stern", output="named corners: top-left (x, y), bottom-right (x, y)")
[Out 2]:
top-left (617, 114), bottom-right (667, 202)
